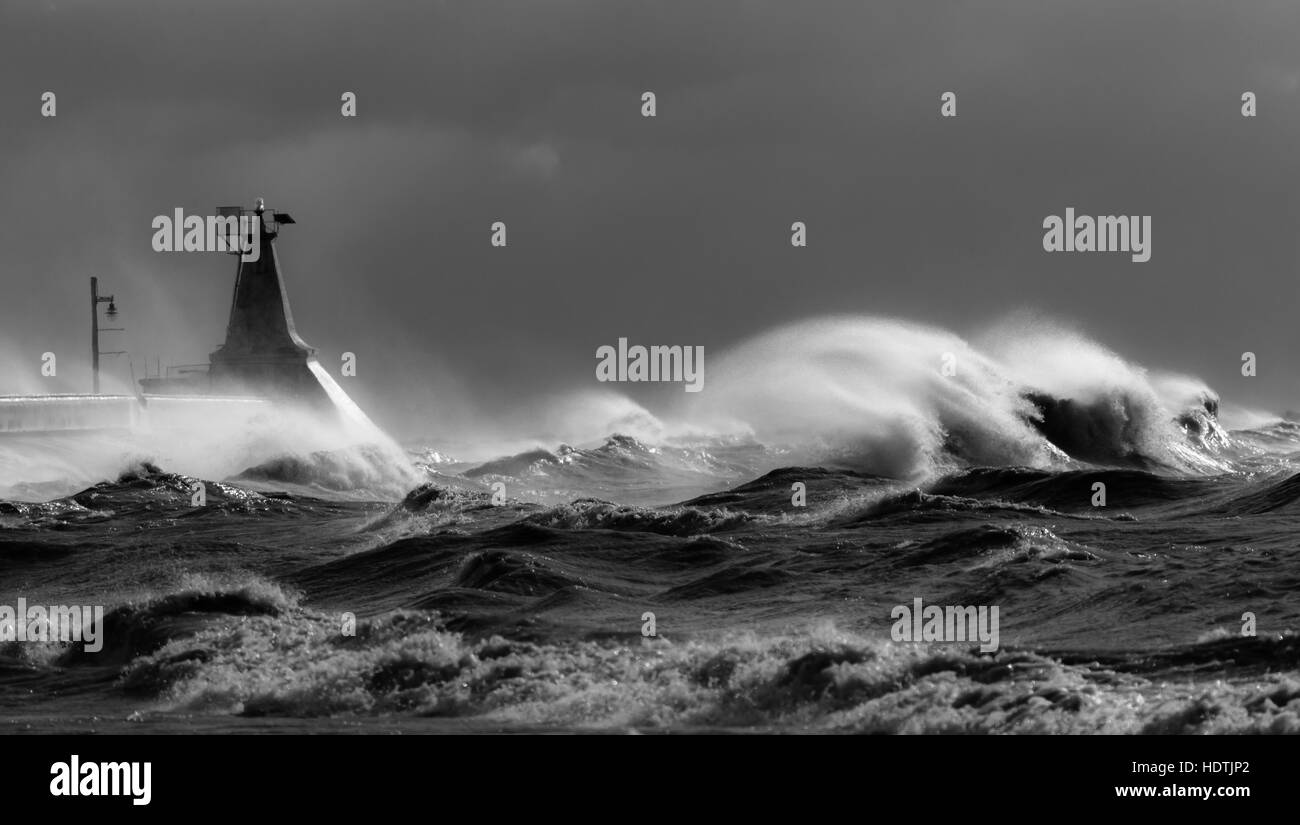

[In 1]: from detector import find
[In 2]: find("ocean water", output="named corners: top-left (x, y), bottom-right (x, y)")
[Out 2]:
top-left (3, 318), bottom-right (1300, 734)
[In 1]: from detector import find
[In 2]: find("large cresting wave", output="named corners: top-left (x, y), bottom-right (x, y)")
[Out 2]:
top-left (680, 315), bottom-right (1236, 478)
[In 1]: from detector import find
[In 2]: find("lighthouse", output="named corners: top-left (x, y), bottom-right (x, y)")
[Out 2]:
top-left (4, 197), bottom-right (381, 437)
top-left (206, 198), bottom-right (332, 405)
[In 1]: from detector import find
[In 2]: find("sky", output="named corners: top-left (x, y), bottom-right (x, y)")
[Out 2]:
top-left (1, 0), bottom-right (1297, 445)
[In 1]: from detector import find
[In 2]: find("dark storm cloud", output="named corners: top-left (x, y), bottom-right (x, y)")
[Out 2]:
top-left (1, 1), bottom-right (1297, 440)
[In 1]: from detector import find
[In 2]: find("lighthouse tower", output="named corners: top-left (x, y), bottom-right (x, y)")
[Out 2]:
top-left (207, 199), bottom-right (331, 405)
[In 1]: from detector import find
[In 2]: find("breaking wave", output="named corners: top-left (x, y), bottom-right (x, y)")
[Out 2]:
top-left (681, 315), bottom-right (1237, 478)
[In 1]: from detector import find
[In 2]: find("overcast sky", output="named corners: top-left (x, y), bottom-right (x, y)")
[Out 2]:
top-left (1, 0), bottom-right (1297, 444)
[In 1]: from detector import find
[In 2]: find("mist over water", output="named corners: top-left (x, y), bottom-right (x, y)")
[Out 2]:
top-left (0, 369), bottom-right (416, 501)
top-left (0, 313), bottom-right (1278, 503)
top-left (456, 314), bottom-right (1245, 487)
top-left (362, 313), bottom-right (1287, 511)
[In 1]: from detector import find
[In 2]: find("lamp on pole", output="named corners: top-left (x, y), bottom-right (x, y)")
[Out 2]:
top-left (91, 277), bottom-right (124, 394)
